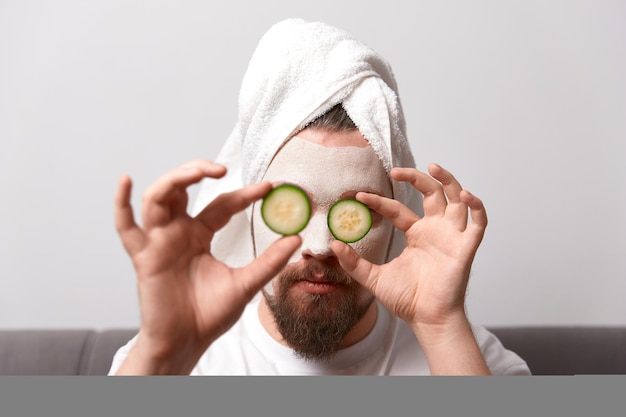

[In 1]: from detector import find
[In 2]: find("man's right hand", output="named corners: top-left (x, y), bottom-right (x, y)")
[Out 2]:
top-left (113, 159), bottom-right (301, 374)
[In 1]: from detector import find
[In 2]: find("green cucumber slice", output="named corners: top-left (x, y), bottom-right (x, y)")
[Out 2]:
top-left (261, 184), bottom-right (311, 235)
top-left (327, 199), bottom-right (372, 243)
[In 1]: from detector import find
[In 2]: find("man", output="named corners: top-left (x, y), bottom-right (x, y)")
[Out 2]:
top-left (109, 19), bottom-right (530, 375)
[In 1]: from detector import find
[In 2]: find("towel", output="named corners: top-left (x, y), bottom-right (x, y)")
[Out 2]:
top-left (191, 18), bottom-right (422, 270)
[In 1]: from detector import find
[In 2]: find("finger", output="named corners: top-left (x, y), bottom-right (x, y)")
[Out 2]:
top-left (331, 240), bottom-right (380, 293)
top-left (461, 190), bottom-right (488, 240)
top-left (428, 164), bottom-right (463, 204)
top-left (145, 160), bottom-right (227, 206)
top-left (178, 158), bottom-right (227, 172)
top-left (238, 235), bottom-right (302, 298)
top-left (356, 192), bottom-right (420, 232)
top-left (142, 160), bottom-right (227, 227)
top-left (114, 175), bottom-right (145, 254)
top-left (428, 163), bottom-right (468, 228)
top-left (196, 182), bottom-right (273, 234)
top-left (391, 167), bottom-right (447, 216)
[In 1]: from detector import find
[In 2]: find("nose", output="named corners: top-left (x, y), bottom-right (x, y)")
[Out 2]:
top-left (300, 211), bottom-right (335, 260)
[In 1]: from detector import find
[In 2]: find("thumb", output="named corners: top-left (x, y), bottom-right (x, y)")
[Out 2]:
top-left (239, 235), bottom-right (302, 297)
top-left (331, 240), bottom-right (378, 293)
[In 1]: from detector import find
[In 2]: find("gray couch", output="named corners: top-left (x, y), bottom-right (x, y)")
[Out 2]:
top-left (1, 327), bottom-right (624, 375)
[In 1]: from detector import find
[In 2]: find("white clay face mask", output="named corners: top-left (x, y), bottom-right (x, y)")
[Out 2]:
top-left (252, 136), bottom-right (394, 295)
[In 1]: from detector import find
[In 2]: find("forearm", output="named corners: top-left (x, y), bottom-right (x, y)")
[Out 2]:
top-left (412, 314), bottom-right (491, 376)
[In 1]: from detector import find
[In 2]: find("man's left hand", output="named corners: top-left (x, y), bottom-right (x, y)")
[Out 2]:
top-left (332, 163), bottom-right (488, 345)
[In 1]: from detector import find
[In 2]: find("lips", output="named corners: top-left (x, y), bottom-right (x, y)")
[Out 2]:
top-left (294, 276), bottom-right (350, 295)
top-left (280, 260), bottom-right (353, 295)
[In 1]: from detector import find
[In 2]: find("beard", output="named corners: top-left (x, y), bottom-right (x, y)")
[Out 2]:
top-left (263, 260), bottom-right (373, 362)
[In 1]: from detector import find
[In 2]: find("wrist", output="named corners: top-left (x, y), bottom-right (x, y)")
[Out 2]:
top-left (410, 312), bottom-right (491, 375)
top-left (410, 309), bottom-right (472, 347)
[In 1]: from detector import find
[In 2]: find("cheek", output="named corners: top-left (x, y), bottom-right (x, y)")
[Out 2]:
top-left (349, 218), bottom-right (393, 264)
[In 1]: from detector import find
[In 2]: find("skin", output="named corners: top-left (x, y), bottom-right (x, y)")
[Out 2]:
top-left (113, 160), bottom-right (302, 374)
top-left (113, 129), bottom-right (490, 375)
top-left (333, 164), bottom-right (491, 374)
top-left (252, 131), bottom-right (394, 351)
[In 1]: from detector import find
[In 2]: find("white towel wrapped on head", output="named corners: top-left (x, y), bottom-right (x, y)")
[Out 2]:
top-left (192, 18), bottom-right (422, 269)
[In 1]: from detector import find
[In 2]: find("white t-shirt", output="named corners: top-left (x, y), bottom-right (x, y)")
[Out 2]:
top-left (109, 300), bottom-right (530, 375)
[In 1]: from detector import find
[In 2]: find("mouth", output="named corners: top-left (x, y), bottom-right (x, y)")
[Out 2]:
top-left (294, 280), bottom-right (349, 295)
top-left (280, 261), bottom-right (353, 296)
top-left (293, 271), bottom-right (351, 295)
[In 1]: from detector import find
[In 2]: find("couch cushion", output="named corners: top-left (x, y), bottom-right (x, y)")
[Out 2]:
top-left (2, 327), bottom-right (625, 375)
top-left (489, 326), bottom-right (626, 375)
top-left (0, 330), bottom-right (96, 375)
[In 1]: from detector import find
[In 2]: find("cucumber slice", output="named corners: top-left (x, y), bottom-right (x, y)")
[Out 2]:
top-left (327, 199), bottom-right (372, 243)
top-left (261, 184), bottom-right (311, 235)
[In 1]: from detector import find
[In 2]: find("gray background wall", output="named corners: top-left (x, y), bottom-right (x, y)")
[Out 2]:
top-left (1, 0), bottom-right (624, 329)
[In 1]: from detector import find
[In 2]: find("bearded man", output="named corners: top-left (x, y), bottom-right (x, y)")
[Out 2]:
top-left (109, 19), bottom-right (529, 375)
